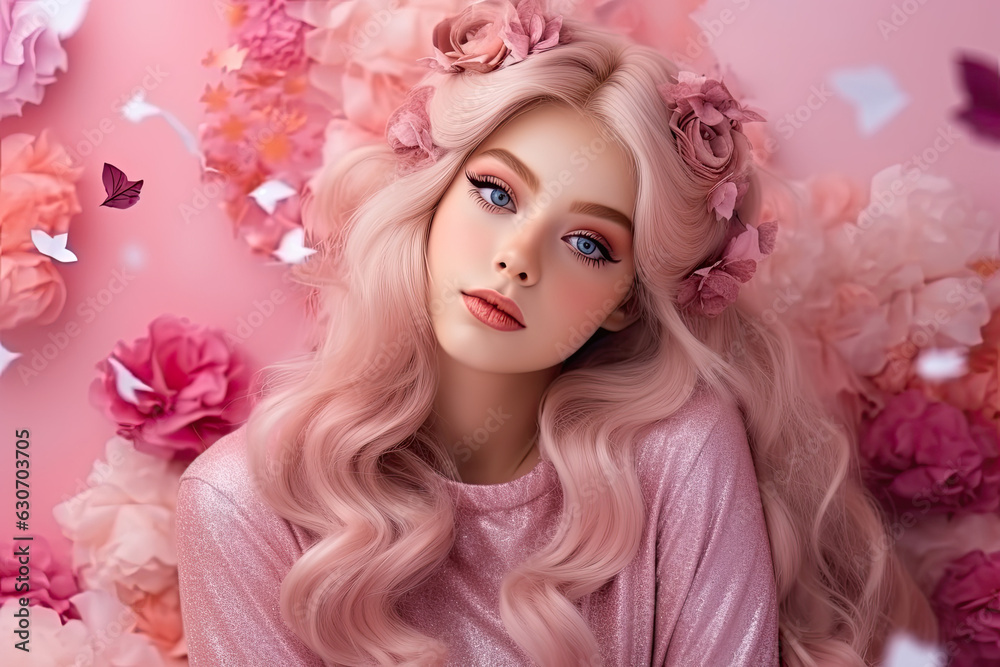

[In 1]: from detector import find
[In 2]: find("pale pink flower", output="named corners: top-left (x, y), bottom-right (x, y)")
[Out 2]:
top-left (52, 436), bottom-right (187, 601)
top-left (0, 0), bottom-right (75, 119)
top-left (385, 85), bottom-right (445, 173)
top-left (0, 589), bottom-right (165, 666)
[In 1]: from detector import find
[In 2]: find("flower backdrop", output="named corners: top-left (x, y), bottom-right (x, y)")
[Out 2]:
top-left (0, 0), bottom-right (998, 665)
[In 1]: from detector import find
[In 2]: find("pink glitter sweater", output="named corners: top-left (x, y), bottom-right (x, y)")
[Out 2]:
top-left (175, 387), bottom-right (780, 666)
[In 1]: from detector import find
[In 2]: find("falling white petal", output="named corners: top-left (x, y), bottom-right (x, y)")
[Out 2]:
top-left (250, 180), bottom-right (297, 215)
top-left (108, 357), bottom-right (155, 405)
top-left (829, 65), bottom-right (910, 135)
top-left (0, 341), bottom-right (22, 377)
top-left (272, 227), bottom-right (317, 264)
top-left (915, 347), bottom-right (969, 382)
top-left (882, 631), bottom-right (945, 667)
top-left (31, 229), bottom-right (78, 263)
top-left (121, 90), bottom-right (207, 164)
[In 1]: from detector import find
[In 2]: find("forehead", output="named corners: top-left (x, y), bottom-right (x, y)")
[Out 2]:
top-left (472, 104), bottom-right (636, 205)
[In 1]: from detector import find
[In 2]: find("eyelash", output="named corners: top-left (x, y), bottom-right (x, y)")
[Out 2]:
top-left (464, 170), bottom-right (617, 268)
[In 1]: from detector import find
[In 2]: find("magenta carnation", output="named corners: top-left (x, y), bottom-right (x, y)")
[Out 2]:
top-left (88, 314), bottom-right (254, 461)
top-left (931, 549), bottom-right (1000, 667)
top-left (859, 389), bottom-right (1000, 515)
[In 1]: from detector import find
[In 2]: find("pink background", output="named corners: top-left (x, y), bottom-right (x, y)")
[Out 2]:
top-left (1, 0), bottom-right (998, 558)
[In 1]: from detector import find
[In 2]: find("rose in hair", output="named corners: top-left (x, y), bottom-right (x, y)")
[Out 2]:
top-left (385, 86), bottom-right (446, 174)
top-left (423, 0), bottom-right (562, 74)
top-left (658, 72), bottom-right (766, 220)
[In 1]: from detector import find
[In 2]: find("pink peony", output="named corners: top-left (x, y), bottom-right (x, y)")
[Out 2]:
top-left (385, 85), bottom-right (445, 173)
top-left (859, 389), bottom-right (1000, 515)
top-left (0, 535), bottom-right (80, 623)
top-left (0, 0), bottom-right (78, 119)
top-left (931, 549), bottom-right (1000, 667)
top-left (658, 71), bottom-right (765, 220)
top-left (88, 315), bottom-right (254, 461)
top-left (422, 0), bottom-right (562, 73)
top-left (0, 250), bottom-right (66, 330)
top-left (230, 0), bottom-right (308, 71)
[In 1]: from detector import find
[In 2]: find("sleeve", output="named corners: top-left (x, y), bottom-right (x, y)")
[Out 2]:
top-left (175, 477), bottom-right (326, 667)
top-left (656, 406), bottom-right (780, 666)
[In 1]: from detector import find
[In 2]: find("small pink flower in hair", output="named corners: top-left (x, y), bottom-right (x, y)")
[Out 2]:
top-left (385, 86), bottom-right (445, 174)
top-left (422, 0), bottom-right (563, 74)
top-left (658, 71), bottom-right (766, 220)
top-left (676, 219), bottom-right (778, 317)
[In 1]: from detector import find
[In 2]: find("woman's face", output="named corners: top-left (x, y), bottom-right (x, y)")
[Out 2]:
top-left (426, 103), bottom-right (638, 374)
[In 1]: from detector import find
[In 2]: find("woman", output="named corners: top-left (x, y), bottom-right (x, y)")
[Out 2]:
top-left (175, 4), bottom-right (938, 665)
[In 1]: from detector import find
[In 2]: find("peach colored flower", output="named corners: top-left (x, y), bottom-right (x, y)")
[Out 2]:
top-left (0, 250), bottom-right (66, 330)
top-left (423, 0), bottom-right (562, 73)
top-left (88, 315), bottom-right (254, 461)
top-left (287, 0), bottom-right (466, 136)
top-left (132, 583), bottom-right (185, 657)
top-left (52, 436), bottom-right (186, 600)
top-left (0, 130), bottom-right (83, 253)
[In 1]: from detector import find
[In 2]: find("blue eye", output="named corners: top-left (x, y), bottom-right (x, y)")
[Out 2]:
top-left (466, 171), bottom-right (517, 213)
top-left (565, 233), bottom-right (615, 267)
top-left (465, 170), bottom-right (620, 269)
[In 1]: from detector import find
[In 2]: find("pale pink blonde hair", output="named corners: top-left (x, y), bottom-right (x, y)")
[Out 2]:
top-left (243, 19), bottom-right (938, 667)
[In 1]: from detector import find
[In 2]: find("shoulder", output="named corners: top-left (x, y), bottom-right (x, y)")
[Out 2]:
top-left (179, 423), bottom-right (256, 505)
top-left (177, 425), bottom-right (315, 550)
top-left (634, 384), bottom-right (750, 498)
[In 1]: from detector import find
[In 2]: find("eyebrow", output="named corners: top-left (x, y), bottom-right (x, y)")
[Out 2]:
top-left (476, 148), bottom-right (633, 232)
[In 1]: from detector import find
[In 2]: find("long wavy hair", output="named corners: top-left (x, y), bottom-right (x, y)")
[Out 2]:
top-left (243, 18), bottom-right (939, 667)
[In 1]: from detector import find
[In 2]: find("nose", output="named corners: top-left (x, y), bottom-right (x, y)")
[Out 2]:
top-left (493, 216), bottom-right (543, 286)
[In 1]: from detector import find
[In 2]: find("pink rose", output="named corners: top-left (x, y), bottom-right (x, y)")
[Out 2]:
top-left (658, 72), bottom-right (765, 219)
top-left (423, 0), bottom-right (562, 73)
top-left (0, 536), bottom-right (80, 623)
top-left (88, 315), bottom-right (254, 461)
top-left (931, 549), bottom-right (1000, 667)
top-left (0, 251), bottom-right (66, 330)
top-left (859, 389), bottom-right (1000, 515)
top-left (0, 0), bottom-right (76, 119)
top-left (385, 85), bottom-right (445, 173)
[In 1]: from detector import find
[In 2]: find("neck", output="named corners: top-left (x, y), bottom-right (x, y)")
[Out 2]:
top-left (427, 344), bottom-right (558, 485)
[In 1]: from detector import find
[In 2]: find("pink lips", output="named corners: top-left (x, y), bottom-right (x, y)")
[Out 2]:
top-left (461, 288), bottom-right (525, 331)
